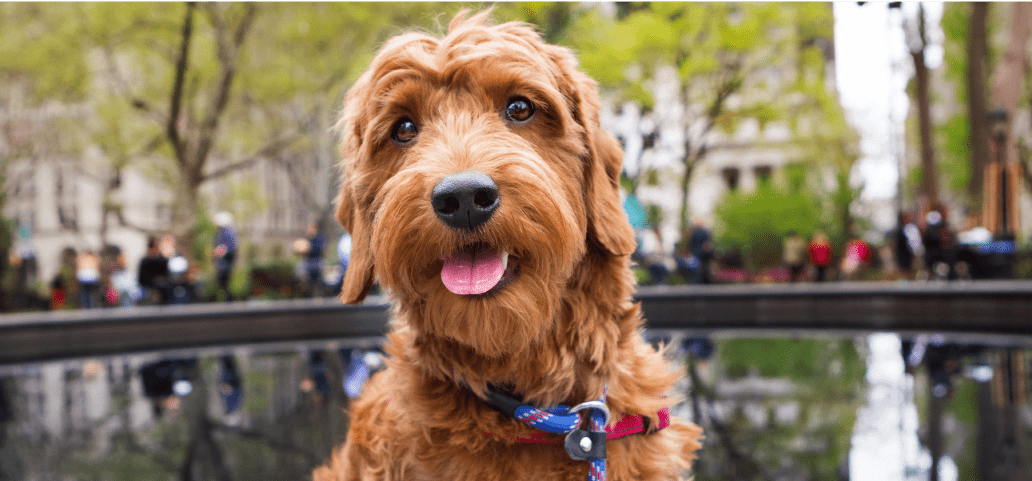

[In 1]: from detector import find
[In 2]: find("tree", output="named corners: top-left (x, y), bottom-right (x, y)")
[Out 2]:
top-left (569, 3), bottom-right (854, 236)
top-left (988, 3), bottom-right (1032, 238)
top-left (907, 4), bottom-right (943, 211)
top-left (1, 3), bottom-right (456, 258)
top-left (966, 3), bottom-right (991, 208)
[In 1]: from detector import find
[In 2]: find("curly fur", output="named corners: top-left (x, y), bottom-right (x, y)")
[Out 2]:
top-left (315, 10), bottom-right (702, 481)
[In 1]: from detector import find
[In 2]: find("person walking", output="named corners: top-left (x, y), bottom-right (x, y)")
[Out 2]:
top-left (138, 236), bottom-right (172, 305)
top-left (782, 231), bottom-right (807, 282)
top-left (76, 249), bottom-right (101, 309)
top-left (212, 212), bottom-right (238, 301)
top-left (808, 231), bottom-right (833, 282)
top-left (888, 212), bottom-right (916, 279)
top-left (106, 247), bottom-right (139, 307)
top-left (50, 247), bottom-right (79, 310)
top-left (687, 218), bottom-right (713, 284)
top-left (296, 221), bottom-right (326, 297)
top-left (841, 233), bottom-right (872, 281)
top-left (922, 210), bottom-right (955, 280)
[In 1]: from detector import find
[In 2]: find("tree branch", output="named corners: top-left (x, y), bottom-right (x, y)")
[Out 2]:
top-left (194, 3), bottom-right (257, 172)
top-left (100, 44), bottom-right (169, 126)
top-left (278, 153), bottom-right (325, 213)
top-left (167, 2), bottom-right (196, 168)
top-left (201, 129), bottom-right (306, 182)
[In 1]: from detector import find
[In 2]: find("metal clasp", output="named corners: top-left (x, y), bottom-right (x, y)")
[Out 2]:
top-left (563, 400), bottom-right (610, 461)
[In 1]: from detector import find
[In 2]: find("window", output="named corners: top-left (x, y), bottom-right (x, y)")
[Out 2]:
top-left (755, 165), bottom-right (773, 185)
top-left (722, 168), bottom-right (740, 191)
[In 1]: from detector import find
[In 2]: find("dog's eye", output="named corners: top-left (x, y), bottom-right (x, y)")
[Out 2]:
top-left (504, 97), bottom-right (534, 123)
top-left (392, 119), bottom-right (418, 143)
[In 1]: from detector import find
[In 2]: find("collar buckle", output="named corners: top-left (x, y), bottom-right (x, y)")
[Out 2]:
top-left (563, 400), bottom-right (610, 461)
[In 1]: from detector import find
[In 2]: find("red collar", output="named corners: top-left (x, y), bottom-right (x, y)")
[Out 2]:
top-left (486, 407), bottom-right (671, 444)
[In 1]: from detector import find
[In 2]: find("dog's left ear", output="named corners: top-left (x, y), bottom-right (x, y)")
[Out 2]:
top-left (559, 55), bottom-right (637, 257)
top-left (336, 178), bottom-right (376, 304)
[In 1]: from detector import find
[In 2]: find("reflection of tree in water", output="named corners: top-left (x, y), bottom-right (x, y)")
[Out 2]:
top-left (0, 350), bottom-right (351, 480)
top-left (683, 338), bottom-right (866, 481)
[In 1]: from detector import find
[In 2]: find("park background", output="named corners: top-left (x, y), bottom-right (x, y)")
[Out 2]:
top-left (0, 3), bottom-right (1030, 481)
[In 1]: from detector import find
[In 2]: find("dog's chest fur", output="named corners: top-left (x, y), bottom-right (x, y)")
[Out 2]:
top-left (334, 357), bottom-right (695, 481)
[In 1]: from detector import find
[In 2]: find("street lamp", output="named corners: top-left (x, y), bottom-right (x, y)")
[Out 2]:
top-left (988, 108), bottom-right (1010, 238)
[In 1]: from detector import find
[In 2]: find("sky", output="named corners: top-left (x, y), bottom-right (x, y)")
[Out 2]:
top-left (833, 2), bottom-right (944, 203)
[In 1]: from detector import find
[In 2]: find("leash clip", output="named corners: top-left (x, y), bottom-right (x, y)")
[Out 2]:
top-left (564, 400), bottom-right (610, 461)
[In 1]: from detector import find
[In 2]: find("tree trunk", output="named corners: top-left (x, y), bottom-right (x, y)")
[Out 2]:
top-left (986, 3), bottom-right (1031, 236)
top-left (913, 5), bottom-right (939, 210)
top-left (171, 172), bottom-right (203, 261)
top-left (967, 2), bottom-right (990, 209)
top-left (679, 150), bottom-right (697, 238)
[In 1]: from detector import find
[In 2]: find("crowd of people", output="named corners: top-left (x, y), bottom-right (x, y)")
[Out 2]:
top-left (3, 212), bottom-right (353, 312)
top-left (633, 209), bottom-right (1014, 286)
top-left (2, 205), bottom-right (1018, 312)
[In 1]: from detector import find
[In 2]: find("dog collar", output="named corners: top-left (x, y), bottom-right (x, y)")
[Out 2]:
top-left (479, 386), bottom-right (672, 481)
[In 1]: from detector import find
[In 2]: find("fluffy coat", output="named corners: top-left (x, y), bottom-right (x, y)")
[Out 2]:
top-left (315, 11), bottom-right (702, 481)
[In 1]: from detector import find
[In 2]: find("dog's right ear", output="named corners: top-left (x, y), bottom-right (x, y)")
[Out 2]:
top-left (335, 83), bottom-right (377, 305)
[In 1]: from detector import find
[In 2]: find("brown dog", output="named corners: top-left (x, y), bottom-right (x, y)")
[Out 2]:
top-left (315, 11), bottom-right (702, 481)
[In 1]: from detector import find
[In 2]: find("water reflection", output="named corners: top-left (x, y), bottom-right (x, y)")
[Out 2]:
top-left (0, 334), bottom-right (1016, 480)
top-left (0, 341), bottom-right (382, 480)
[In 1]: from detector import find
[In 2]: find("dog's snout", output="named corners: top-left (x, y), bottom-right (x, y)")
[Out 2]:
top-left (431, 171), bottom-right (499, 230)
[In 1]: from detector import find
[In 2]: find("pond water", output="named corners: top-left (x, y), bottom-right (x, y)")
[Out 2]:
top-left (0, 333), bottom-right (1017, 480)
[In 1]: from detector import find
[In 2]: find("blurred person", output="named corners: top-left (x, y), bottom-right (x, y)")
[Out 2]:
top-left (76, 249), bottom-right (101, 309)
top-left (163, 238), bottom-right (196, 305)
top-left (212, 211), bottom-right (238, 301)
top-left (922, 210), bottom-right (956, 280)
top-left (138, 236), bottom-right (172, 305)
top-left (841, 230), bottom-right (871, 281)
top-left (808, 231), bottom-right (832, 282)
top-left (887, 212), bottom-right (916, 279)
top-left (295, 221), bottom-right (326, 297)
top-left (687, 218), bottom-right (713, 284)
top-left (100, 245), bottom-right (126, 306)
top-left (10, 235), bottom-right (38, 292)
top-left (637, 227), bottom-right (670, 285)
top-left (782, 230), bottom-right (807, 282)
top-left (108, 249), bottom-right (139, 307)
top-left (50, 246), bottom-right (79, 310)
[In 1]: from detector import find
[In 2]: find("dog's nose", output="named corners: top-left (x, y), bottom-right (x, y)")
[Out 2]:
top-left (431, 171), bottom-right (499, 231)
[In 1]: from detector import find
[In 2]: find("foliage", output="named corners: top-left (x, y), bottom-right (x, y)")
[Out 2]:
top-left (937, 114), bottom-right (974, 196)
top-left (713, 174), bottom-right (823, 270)
top-left (937, 3), bottom-right (982, 207)
top-left (567, 3), bottom-right (855, 235)
top-left (190, 207), bottom-right (217, 273)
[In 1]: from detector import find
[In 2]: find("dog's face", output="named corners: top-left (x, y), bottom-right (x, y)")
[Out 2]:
top-left (336, 12), bottom-right (635, 356)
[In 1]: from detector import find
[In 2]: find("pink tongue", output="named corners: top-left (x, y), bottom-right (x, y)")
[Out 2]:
top-left (441, 246), bottom-right (505, 295)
